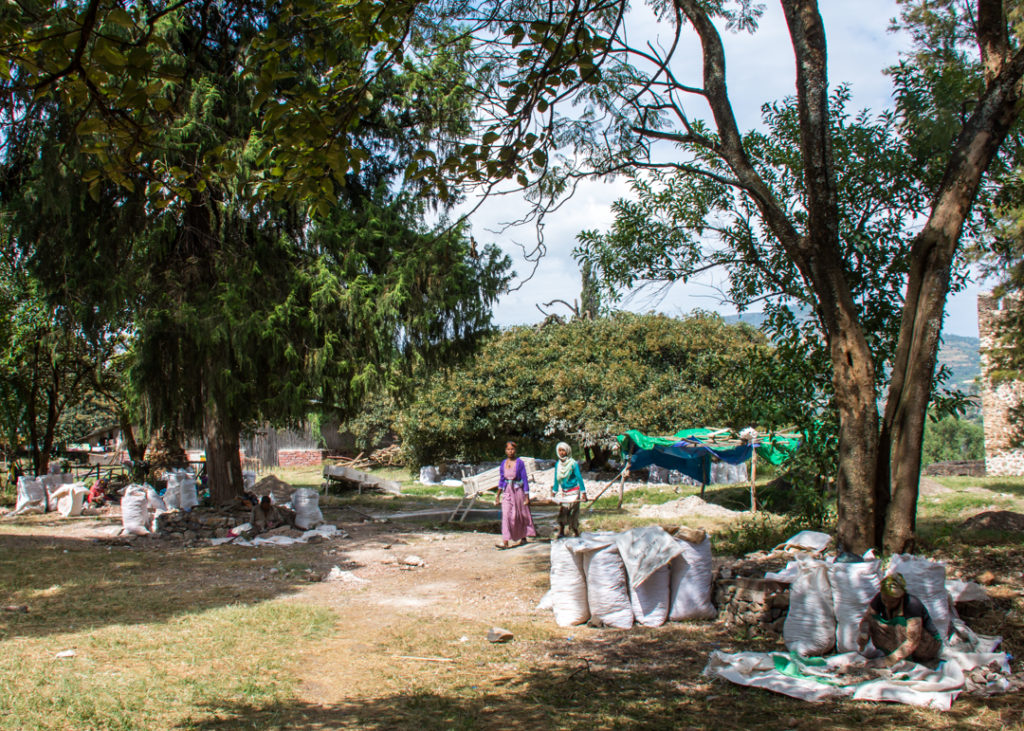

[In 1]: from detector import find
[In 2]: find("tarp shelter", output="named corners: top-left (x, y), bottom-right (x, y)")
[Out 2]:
top-left (616, 429), bottom-right (802, 509)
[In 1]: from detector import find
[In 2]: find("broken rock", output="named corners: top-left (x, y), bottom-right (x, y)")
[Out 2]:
top-left (487, 627), bottom-right (513, 643)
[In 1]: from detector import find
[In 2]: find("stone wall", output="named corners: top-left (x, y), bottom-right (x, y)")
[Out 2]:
top-left (978, 294), bottom-right (1024, 476)
top-left (277, 448), bottom-right (326, 467)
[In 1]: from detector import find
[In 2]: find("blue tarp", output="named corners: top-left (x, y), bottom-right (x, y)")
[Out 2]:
top-left (624, 438), bottom-right (754, 485)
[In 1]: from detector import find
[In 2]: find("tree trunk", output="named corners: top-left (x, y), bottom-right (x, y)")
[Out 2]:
top-left (118, 410), bottom-right (146, 463)
top-left (204, 396), bottom-right (243, 505)
top-left (881, 29), bottom-right (1024, 553)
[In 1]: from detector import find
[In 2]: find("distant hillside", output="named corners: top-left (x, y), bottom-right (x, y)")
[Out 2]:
top-left (723, 313), bottom-right (981, 389)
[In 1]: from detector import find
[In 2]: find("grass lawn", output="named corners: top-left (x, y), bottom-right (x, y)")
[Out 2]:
top-left (0, 464), bottom-right (1022, 729)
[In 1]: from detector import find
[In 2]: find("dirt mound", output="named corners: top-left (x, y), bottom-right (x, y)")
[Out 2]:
top-left (252, 474), bottom-right (295, 503)
top-left (636, 495), bottom-right (741, 520)
top-left (960, 510), bottom-right (1024, 532)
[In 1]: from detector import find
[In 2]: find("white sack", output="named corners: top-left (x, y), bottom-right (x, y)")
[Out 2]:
top-left (12, 476), bottom-right (46, 515)
top-left (50, 482), bottom-right (89, 517)
top-left (163, 476), bottom-right (182, 510)
top-left (888, 554), bottom-right (951, 639)
top-left (615, 525), bottom-right (683, 588)
top-left (669, 536), bottom-right (716, 621)
top-left (946, 579), bottom-right (989, 605)
top-left (783, 557), bottom-right (836, 656)
top-left (291, 488), bottom-right (324, 530)
top-left (828, 559), bottom-right (881, 653)
top-left (775, 530), bottom-right (832, 554)
top-left (629, 564), bottom-right (670, 627)
top-left (243, 470), bottom-right (256, 490)
top-left (418, 466), bottom-right (440, 485)
top-left (121, 485), bottom-right (151, 535)
top-left (576, 534), bottom-right (633, 629)
top-left (549, 538), bottom-right (590, 626)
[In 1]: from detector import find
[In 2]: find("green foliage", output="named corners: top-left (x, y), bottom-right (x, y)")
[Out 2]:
top-left (400, 311), bottom-right (795, 466)
top-left (921, 414), bottom-right (985, 465)
top-left (576, 88), bottom-right (969, 433)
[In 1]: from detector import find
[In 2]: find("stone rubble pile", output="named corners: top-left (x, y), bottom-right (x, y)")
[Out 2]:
top-left (153, 509), bottom-right (241, 542)
top-left (714, 575), bottom-right (790, 635)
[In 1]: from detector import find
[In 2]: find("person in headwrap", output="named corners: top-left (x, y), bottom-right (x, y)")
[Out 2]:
top-left (857, 572), bottom-right (942, 667)
top-left (552, 441), bottom-right (587, 537)
top-left (493, 441), bottom-right (536, 549)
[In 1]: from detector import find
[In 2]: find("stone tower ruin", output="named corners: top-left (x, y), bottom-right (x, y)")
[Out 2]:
top-left (977, 293), bottom-right (1024, 476)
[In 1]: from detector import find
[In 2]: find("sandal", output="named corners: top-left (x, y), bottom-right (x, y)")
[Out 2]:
top-left (495, 543), bottom-right (509, 550)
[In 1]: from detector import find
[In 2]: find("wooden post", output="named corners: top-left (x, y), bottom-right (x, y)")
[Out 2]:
top-left (750, 449), bottom-right (758, 512)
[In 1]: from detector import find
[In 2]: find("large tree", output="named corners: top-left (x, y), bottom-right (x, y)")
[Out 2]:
top-left (2, 2), bottom-right (510, 503)
top-left (422, 0), bottom-right (1024, 552)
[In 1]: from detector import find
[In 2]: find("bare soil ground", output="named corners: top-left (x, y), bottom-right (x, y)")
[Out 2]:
top-left (2, 475), bottom-right (1024, 730)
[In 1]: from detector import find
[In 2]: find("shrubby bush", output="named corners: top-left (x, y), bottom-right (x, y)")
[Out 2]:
top-left (399, 311), bottom-right (789, 466)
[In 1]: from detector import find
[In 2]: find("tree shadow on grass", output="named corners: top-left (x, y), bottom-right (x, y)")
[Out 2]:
top-left (178, 626), bottom-right (1022, 730)
top-left (0, 525), bottom-right (390, 641)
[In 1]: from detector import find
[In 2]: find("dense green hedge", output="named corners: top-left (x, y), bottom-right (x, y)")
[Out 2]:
top-left (399, 311), bottom-right (785, 465)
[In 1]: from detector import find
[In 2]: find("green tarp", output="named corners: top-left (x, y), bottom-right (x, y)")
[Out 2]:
top-left (616, 428), bottom-right (801, 466)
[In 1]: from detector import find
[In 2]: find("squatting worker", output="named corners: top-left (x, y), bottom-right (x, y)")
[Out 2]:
top-left (494, 441), bottom-right (536, 549)
top-left (552, 441), bottom-right (587, 538)
top-left (857, 572), bottom-right (942, 667)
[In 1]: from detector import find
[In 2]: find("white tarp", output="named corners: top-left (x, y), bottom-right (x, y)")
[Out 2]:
top-left (615, 525), bottom-right (683, 589)
top-left (704, 640), bottom-right (1011, 712)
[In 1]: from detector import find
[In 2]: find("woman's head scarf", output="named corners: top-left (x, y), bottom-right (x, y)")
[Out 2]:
top-left (555, 442), bottom-right (576, 480)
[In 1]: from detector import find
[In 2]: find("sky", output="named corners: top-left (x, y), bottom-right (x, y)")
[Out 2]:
top-left (462, 0), bottom-right (988, 338)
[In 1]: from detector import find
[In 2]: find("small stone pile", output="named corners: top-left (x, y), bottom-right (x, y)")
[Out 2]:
top-left (154, 509), bottom-right (240, 542)
top-left (715, 575), bottom-right (790, 635)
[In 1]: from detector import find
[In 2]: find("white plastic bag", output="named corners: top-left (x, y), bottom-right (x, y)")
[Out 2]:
top-left (291, 488), bottom-right (324, 530)
top-left (549, 538), bottom-right (590, 626)
top-left (783, 557), bottom-right (836, 656)
top-left (888, 554), bottom-right (951, 639)
top-left (12, 476), bottom-right (46, 515)
top-left (669, 536), bottom-right (716, 621)
top-left (828, 559), bottom-right (881, 653)
top-left (121, 485), bottom-right (151, 535)
top-left (615, 525), bottom-right (683, 589)
top-left (50, 483), bottom-right (89, 517)
top-left (576, 534), bottom-right (633, 630)
top-left (629, 564), bottom-right (670, 627)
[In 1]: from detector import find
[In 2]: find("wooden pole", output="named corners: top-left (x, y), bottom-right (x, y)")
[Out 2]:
top-left (750, 448), bottom-right (758, 512)
top-left (584, 466), bottom-right (629, 511)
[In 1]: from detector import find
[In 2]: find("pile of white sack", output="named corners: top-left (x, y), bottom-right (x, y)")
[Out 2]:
top-left (9, 470), bottom-right (87, 517)
top-left (768, 549), bottom-right (962, 657)
top-left (543, 525), bottom-right (716, 629)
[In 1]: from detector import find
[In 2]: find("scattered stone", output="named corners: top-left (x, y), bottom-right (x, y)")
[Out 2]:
top-left (55, 649), bottom-right (76, 659)
top-left (978, 570), bottom-right (997, 586)
top-left (3, 605), bottom-right (28, 613)
top-left (402, 555), bottom-right (426, 567)
top-left (324, 566), bottom-right (369, 584)
top-left (487, 627), bottom-right (513, 643)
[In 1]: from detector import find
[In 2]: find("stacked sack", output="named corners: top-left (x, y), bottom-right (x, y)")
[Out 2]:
top-left (545, 525), bottom-right (715, 629)
top-left (121, 484), bottom-right (166, 535)
top-left (781, 554), bottom-right (950, 657)
top-left (163, 470), bottom-right (199, 511)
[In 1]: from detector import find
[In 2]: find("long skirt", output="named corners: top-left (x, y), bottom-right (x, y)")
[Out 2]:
top-left (501, 488), bottom-right (537, 542)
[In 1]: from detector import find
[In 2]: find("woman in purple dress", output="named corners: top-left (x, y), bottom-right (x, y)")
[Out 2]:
top-left (494, 441), bottom-right (536, 549)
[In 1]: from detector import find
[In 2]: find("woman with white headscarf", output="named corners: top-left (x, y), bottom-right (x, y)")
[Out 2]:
top-left (552, 441), bottom-right (587, 537)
